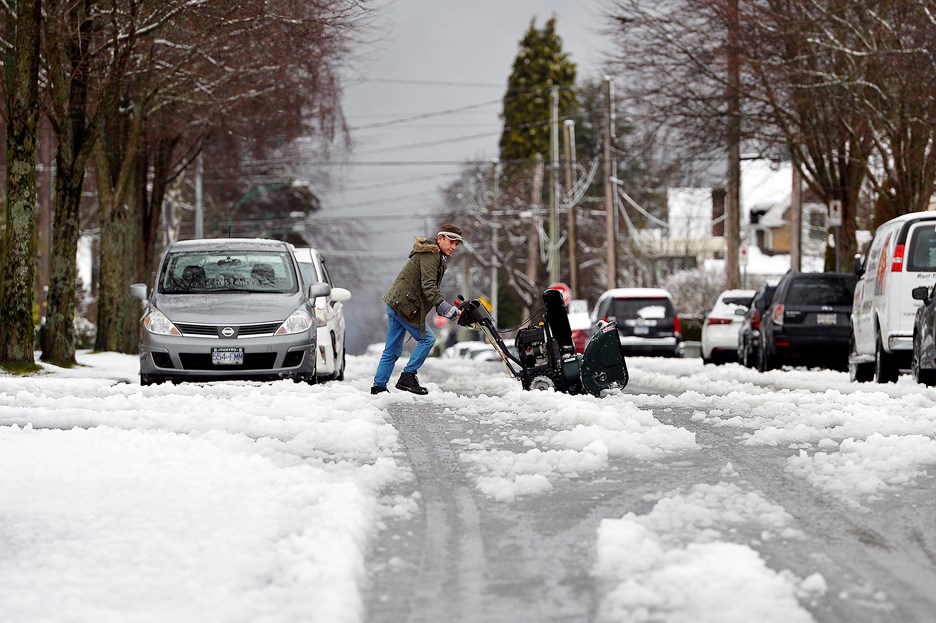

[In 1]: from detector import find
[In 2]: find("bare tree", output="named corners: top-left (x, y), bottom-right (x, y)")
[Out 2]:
top-left (0, 0), bottom-right (42, 367)
top-left (34, 0), bottom-right (142, 364)
top-left (90, 0), bottom-right (370, 353)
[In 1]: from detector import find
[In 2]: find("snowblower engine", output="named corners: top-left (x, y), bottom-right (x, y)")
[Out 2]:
top-left (456, 288), bottom-right (629, 397)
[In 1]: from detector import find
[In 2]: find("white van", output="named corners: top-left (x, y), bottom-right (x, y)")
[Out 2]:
top-left (850, 211), bottom-right (936, 382)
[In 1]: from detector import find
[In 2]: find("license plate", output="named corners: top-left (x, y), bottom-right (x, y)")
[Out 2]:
top-left (212, 347), bottom-right (244, 365)
top-left (634, 325), bottom-right (649, 335)
top-left (816, 313), bottom-right (837, 326)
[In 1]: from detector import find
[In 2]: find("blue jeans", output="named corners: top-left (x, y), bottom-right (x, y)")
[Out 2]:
top-left (373, 304), bottom-right (436, 388)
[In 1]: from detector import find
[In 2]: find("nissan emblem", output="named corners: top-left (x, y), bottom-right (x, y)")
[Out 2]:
top-left (221, 326), bottom-right (235, 337)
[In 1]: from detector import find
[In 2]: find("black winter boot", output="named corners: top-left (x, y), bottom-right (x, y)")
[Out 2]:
top-left (395, 371), bottom-right (428, 395)
top-left (370, 385), bottom-right (389, 395)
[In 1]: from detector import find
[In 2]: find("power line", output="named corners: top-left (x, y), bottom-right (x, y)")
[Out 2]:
top-left (348, 98), bottom-right (502, 131)
top-left (353, 130), bottom-right (501, 155)
top-left (352, 77), bottom-right (504, 88)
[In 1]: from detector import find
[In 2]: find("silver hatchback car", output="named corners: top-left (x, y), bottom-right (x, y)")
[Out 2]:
top-left (130, 238), bottom-right (331, 385)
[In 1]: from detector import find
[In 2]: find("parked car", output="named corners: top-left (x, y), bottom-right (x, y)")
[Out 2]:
top-left (850, 210), bottom-right (936, 383)
top-left (701, 289), bottom-right (755, 365)
top-left (590, 288), bottom-right (681, 357)
top-left (737, 283), bottom-right (777, 368)
top-left (911, 285), bottom-right (936, 386)
top-left (293, 246), bottom-right (352, 382)
top-left (567, 299), bottom-right (591, 354)
top-left (130, 238), bottom-right (331, 385)
top-left (758, 271), bottom-right (858, 372)
top-left (443, 340), bottom-right (494, 359)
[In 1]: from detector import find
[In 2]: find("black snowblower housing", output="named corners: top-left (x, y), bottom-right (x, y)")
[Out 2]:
top-left (456, 288), bottom-right (628, 396)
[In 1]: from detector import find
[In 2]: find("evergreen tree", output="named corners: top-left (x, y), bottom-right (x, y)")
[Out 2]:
top-left (499, 16), bottom-right (577, 175)
top-left (495, 16), bottom-right (577, 328)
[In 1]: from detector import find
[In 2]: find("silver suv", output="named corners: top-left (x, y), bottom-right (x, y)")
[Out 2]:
top-left (130, 238), bottom-right (331, 385)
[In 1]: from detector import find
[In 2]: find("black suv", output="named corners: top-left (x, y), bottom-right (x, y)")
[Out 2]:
top-left (757, 272), bottom-right (858, 372)
top-left (738, 282), bottom-right (777, 368)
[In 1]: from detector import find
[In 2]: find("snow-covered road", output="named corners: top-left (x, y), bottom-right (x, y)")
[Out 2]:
top-left (2, 352), bottom-right (935, 622)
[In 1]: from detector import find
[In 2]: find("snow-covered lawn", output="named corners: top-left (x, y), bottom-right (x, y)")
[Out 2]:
top-left (2, 351), bottom-right (935, 621)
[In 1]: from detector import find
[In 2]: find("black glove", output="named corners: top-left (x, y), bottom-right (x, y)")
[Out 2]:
top-left (436, 300), bottom-right (459, 320)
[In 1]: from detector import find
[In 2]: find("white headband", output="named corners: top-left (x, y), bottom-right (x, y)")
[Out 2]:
top-left (438, 231), bottom-right (464, 242)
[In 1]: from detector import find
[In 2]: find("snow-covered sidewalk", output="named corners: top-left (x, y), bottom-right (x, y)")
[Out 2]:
top-left (0, 353), bottom-right (407, 623)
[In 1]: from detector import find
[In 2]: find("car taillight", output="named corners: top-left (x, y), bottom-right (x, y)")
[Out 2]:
top-left (771, 304), bottom-right (784, 325)
top-left (891, 243), bottom-right (905, 272)
top-left (751, 310), bottom-right (762, 330)
top-left (674, 316), bottom-right (681, 337)
top-left (706, 317), bottom-right (733, 325)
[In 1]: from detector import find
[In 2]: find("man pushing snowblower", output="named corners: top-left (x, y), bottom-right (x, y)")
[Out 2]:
top-left (456, 287), bottom-right (629, 397)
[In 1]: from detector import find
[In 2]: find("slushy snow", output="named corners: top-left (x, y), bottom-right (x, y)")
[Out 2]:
top-left (3, 350), bottom-right (935, 621)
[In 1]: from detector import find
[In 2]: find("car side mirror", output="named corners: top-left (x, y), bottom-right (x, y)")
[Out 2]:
top-left (912, 286), bottom-right (929, 301)
top-left (308, 282), bottom-right (331, 299)
top-left (129, 283), bottom-right (148, 301)
top-left (853, 254), bottom-right (865, 277)
top-left (330, 287), bottom-right (351, 303)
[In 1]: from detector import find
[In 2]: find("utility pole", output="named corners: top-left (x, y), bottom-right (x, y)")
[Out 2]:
top-left (548, 87), bottom-right (560, 284)
top-left (490, 159), bottom-right (500, 324)
top-left (725, 0), bottom-right (741, 289)
top-left (603, 76), bottom-right (617, 289)
top-left (525, 154), bottom-right (544, 319)
top-left (563, 119), bottom-right (578, 298)
top-left (790, 163), bottom-right (802, 272)
top-left (195, 152), bottom-right (204, 239)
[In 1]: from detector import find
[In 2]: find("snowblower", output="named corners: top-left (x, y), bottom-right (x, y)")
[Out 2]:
top-left (455, 288), bottom-right (629, 397)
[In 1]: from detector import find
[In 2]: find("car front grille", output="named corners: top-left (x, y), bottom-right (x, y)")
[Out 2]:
top-left (175, 321), bottom-right (283, 338)
top-left (179, 353), bottom-right (278, 370)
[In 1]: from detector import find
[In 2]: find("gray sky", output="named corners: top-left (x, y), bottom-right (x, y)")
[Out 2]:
top-left (314, 0), bottom-right (614, 350)
top-left (319, 0), bottom-right (609, 246)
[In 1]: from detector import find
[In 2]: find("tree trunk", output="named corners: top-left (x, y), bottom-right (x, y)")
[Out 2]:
top-left (93, 94), bottom-right (144, 354)
top-left (0, 0), bottom-right (42, 365)
top-left (40, 161), bottom-right (87, 365)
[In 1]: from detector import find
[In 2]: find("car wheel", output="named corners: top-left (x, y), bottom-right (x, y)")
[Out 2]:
top-left (757, 342), bottom-right (771, 372)
top-left (335, 348), bottom-right (346, 381)
top-left (848, 334), bottom-right (874, 382)
top-left (912, 333), bottom-right (936, 387)
top-left (874, 333), bottom-right (899, 383)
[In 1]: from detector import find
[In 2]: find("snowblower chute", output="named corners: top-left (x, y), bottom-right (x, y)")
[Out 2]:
top-left (456, 288), bottom-right (628, 396)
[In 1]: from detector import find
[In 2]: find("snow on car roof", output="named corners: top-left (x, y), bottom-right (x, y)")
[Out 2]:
top-left (599, 287), bottom-right (673, 300)
top-left (169, 238), bottom-right (290, 252)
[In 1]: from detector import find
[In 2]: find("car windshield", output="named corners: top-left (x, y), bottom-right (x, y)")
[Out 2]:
top-left (158, 250), bottom-right (298, 294)
top-left (610, 298), bottom-right (674, 319)
top-left (786, 278), bottom-right (856, 306)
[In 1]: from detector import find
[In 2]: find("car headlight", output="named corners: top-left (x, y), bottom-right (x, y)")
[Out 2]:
top-left (142, 308), bottom-right (181, 336)
top-left (276, 309), bottom-right (314, 335)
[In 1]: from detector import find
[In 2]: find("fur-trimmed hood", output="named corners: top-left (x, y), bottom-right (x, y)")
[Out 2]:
top-left (409, 236), bottom-right (441, 257)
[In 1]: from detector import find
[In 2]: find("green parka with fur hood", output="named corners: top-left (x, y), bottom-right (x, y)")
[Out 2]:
top-left (383, 237), bottom-right (448, 332)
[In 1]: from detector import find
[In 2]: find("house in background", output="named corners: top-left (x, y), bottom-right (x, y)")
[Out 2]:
top-left (636, 159), bottom-right (826, 286)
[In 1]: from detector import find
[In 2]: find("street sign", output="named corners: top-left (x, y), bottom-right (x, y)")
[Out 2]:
top-left (828, 200), bottom-right (843, 227)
